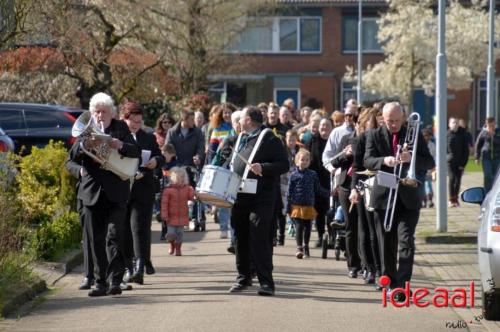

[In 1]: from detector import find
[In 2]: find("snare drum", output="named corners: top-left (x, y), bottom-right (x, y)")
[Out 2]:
top-left (196, 165), bottom-right (241, 208)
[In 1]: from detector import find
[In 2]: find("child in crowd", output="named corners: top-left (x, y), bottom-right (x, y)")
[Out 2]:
top-left (161, 167), bottom-right (195, 256)
top-left (157, 144), bottom-right (178, 240)
top-left (287, 149), bottom-right (330, 259)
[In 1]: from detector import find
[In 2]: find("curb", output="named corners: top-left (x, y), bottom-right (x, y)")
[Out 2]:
top-left (1, 249), bottom-right (83, 318)
top-left (418, 234), bottom-right (477, 245)
top-left (1, 279), bottom-right (47, 318)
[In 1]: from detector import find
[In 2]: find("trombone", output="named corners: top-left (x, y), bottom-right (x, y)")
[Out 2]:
top-left (383, 112), bottom-right (421, 232)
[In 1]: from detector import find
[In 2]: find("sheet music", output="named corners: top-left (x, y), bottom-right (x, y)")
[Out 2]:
top-left (140, 150), bottom-right (151, 167)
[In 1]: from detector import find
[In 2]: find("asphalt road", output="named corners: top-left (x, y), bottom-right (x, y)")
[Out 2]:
top-left (1, 220), bottom-right (477, 332)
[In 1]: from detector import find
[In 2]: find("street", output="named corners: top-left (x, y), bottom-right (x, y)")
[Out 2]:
top-left (0, 218), bottom-right (480, 332)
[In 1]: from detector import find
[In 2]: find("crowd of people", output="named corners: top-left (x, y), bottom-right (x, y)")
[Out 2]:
top-left (66, 91), bottom-right (500, 300)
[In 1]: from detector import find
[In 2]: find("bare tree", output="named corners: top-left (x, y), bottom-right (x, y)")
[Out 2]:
top-left (0, 0), bottom-right (34, 49)
top-left (139, 0), bottom-right (272, 96)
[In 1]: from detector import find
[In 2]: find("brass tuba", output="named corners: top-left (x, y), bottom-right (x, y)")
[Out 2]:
top-left (383, 112), bottom-right (421, 232)
top-left (71, 111), bottom-right (139, 181)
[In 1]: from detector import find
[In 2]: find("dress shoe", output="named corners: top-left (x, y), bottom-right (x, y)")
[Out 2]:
top-left (123, 269), bottom-right (132, 283)
top-left (227, 246), bottom-right (235, 254)
top-left (315, 238), bottom-right (322, 248)
top-left (375, 283), bottom-right (384, 291)
top-left (361, 269), bottom-right (368, 280)
top-left (277, 235), bottom-right (285, 246)
top-left (130, 258), bottom-right (145, 284)
top-left (88, 285), bottom-right (107, 297)
top-left (120, 282), bottom-right (133, 291)
top-left (364, 272), bottom-right (376, 285)
top-left (348, 270), bottom-right (358, 278)
top-left (145, 260), bottom-right (156, 275)
top-left (107, 284), bottom-right (122, 295)
top-left (229, 281), bottom-right (252, 293)
top-left (257, 284), bottom-right (275, 296)
top-left (78, 277), bottom-right (94, 290)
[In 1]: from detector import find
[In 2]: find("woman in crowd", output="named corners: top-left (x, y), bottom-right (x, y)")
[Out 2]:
top-left (154, 113), bottom-right (175, 148)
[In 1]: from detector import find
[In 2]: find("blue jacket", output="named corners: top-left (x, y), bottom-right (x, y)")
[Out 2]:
top-left (286, 167), bottom-right (329, 213)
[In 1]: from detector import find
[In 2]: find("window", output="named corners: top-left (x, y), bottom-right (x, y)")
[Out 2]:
top-left (25, 110), bottom-right (73, 129)
top-left (229, 16), bottom-right (321, 54)
top-left (341, 80), bottom-right (381, 107)
top-left (230, 18), bottom-right (273, 52)
top-left (0, 110), bottom-right (25, 131)
top-left (342, 16), bottom-right (382, 53)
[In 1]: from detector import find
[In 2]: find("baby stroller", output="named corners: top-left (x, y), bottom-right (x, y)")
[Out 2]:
top-left (322, 175), bottom-right (346, 261)
top-left (186, 166), bottom-right (206, 232)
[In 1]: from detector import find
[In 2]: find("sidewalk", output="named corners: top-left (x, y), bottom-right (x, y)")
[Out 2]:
top-left (414, 172), bottom-right (500, 331)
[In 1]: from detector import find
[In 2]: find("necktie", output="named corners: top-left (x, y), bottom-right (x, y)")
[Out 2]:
top-left (392, 133), bottom-right (398, 156)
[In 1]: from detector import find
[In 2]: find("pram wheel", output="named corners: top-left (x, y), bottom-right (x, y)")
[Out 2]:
top-left (321, 233), bottom-right (329, 259)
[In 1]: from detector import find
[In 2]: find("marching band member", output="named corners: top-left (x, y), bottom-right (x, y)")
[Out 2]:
top-left (68, 92), bottom-right (140, 296)
top-left (228, 106), bottom-right (289, 296)
top-left (364, 102), bottom-right (434, 301)
top-left (121, 101), bottom-right (164, 284)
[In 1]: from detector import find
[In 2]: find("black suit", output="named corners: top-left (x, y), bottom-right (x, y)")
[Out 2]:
top-left (230, 126), bottom-right (289, 290)
top-left (124, 129), bottom-right (164, 269)
top-left (364, 125), bottom-right (434, 288)
top-left (331, 132), bottom-right (361, 272)
top-left (68, 119), bottom-right (140, 288)
top-left (65, 159), bottom-right (94, 282)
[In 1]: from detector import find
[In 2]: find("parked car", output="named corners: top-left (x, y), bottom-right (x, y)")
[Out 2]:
top-left (0, 126), bottom-right (15, 152)
top-left (0, 103), bottom-right (80, 154)
top-left (462, 176), bottom-right (500, 320)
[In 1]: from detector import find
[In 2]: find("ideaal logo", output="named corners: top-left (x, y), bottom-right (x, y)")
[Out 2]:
top-left (380, 276), bottom-right (475, 308)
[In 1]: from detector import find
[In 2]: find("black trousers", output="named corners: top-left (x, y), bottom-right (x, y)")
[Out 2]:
top-left (338, 188), bottom-right (361, 271)
top-left (314, 196), bottom-right (329, 240)
top-left (272, 193), bottom-right (285, 240)
top-left (82, 194), bottom-right (127, 286)
top-left (374, 201), bottom-right (419, 289)
top-left (231, 202), bottom-right (275, 289)
top-left (448, 163), bottom-right (463, 200)
top-left (356, 196), bottom-right (379, 273)
top-left (78, 199), bottom-right (94, 280)
top-left (294, 218), bottom-right (312, 248)
top-left (124, 199), bottom-right (154, 264)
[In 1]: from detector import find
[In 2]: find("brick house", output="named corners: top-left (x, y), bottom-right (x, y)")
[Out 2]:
top-left (209, 0), bottom-right (500, 132)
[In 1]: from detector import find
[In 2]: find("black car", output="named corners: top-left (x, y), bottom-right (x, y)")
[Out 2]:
top-left (0, 103), bottom-right (84, 154)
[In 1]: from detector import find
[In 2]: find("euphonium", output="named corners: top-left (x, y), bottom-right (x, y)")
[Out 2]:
top-left (71, 111), bottom-right (139, 180)
top-left (383, 112), bottom-right (421, 232)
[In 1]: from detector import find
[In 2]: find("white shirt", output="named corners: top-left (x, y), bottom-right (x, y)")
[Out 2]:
top-left (322, 123), bottom-right (354, 172)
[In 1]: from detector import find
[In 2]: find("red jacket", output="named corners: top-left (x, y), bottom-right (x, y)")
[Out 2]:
top-left (161, 184), bottom-right (195, 226)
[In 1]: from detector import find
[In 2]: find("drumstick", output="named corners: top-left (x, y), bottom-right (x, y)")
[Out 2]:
top-left (349, 202), bottom-right (354, 213)
top-left (235, 151), bottom-right (262, 177)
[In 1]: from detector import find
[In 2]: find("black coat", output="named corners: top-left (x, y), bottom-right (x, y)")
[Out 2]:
top-left (331, 132), bottom-right (356, 191)
top-left (364, 125), bottom-right (435, 210)
top-left (305, 134), bottom-right (330, 189)
top-left (130, 129), bottom-right (165, 204)
top-left (447, 127), bottom-right (469, 167)
top-left (67, 119), bottom-right (141, 206)
top-left (231, 127), bottom-right (289, 206)
top-left (351, 130), bottom-right (370, 190)
top-left (165, 122), bottom-right (205, 167)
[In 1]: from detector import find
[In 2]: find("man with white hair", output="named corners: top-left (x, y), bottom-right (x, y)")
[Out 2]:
top-left (364, 102), bottom-right (434, 301)
top-left (68, 92), bottom-right (141, 297)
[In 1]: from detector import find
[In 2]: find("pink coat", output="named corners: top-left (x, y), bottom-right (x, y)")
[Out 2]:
top-left (161, 184), bottom-right (195, 227)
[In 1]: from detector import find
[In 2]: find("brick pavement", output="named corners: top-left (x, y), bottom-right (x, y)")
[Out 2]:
top-left (414, 171), bottom-right (500, 331)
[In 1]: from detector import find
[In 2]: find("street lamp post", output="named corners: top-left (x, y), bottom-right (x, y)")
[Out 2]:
top-left (357, 0), bottom-right (363, 104)
top-left (486, 0), bottom-right (496, 119)
top-left (436, 0), bottom-right (448, 232)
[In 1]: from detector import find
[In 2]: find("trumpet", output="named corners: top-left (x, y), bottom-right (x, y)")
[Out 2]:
top-left (383, 112), bottom-right (421, 232)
